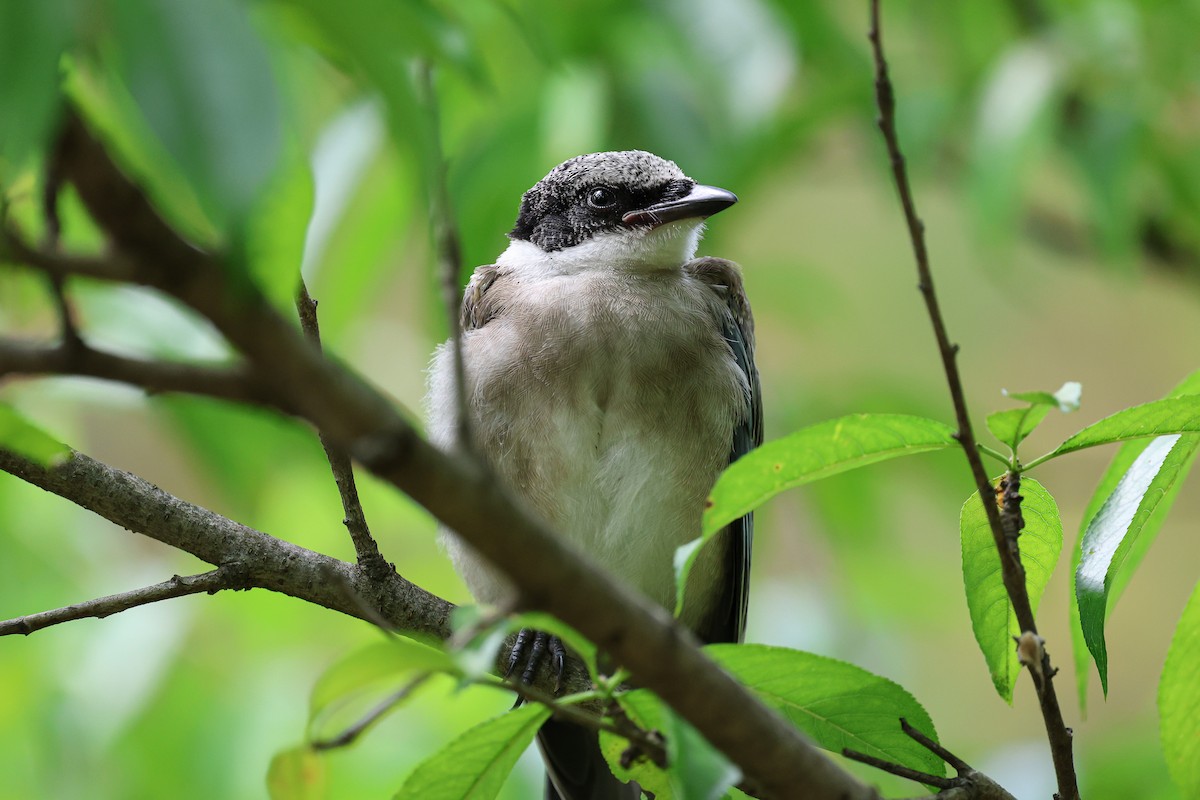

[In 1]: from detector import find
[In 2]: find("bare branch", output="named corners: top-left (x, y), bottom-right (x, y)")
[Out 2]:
top-left (296, 282), bottom-right (385, 570)
top-left (0, 446), bottom-right (454, 641)
top-left (0, 566), bottom-right (248, 636)
top-left (0, 338), bottom-right (296, 413)
top-left (867, 3), bottom-right (1079, 798)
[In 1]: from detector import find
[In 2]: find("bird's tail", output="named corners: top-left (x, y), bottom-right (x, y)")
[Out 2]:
top-left (538, 718), bottom-right (642, 800)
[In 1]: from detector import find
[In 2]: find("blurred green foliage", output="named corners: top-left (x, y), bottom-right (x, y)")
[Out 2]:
top-left (2, 0), bottom-right (1200, 797)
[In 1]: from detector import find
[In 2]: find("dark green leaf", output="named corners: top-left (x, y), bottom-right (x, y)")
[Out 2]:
top-left (706, 644), bottom-right (944, 778)
top-left (961, 477), bottom-right (1062, 702)
top-left (267, 745), bottom-right (326, 800)
top-left (1160, 580), bottom-right (1200, 799)
top-left (1076, 434), bottom-right (1196, 695)
top-left (104, 0), bottom-right (282, 229)
top-left (0, 404), bottom-right (71, 465)
top-left (394, 704), bottom-right (551, 800)
top-left (0, 0), bottom-right (78, 172)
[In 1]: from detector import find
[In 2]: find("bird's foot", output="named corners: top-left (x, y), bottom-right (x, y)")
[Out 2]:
top-left (505, 628), bottom-right (566, 707)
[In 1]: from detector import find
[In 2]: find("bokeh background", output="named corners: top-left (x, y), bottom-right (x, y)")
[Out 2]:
top-left (2, 1), bottom-right (1198, 797)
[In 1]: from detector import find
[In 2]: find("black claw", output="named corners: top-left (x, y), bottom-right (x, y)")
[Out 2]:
top-left (521, 631), bottom-right (550, 686)
top-left (504, 629), bottom-right (567, 702)
top-left (550, 637), bottom-right (566, 694)
top-left (505, 628), bottom-right (532, 679)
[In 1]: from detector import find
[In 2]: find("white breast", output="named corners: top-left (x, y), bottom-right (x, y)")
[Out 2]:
top-left (428, 261), bottom-right (745, 627)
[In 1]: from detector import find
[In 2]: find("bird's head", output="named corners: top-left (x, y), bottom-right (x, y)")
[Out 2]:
top-left (504, 150), bottom-right (737, 272)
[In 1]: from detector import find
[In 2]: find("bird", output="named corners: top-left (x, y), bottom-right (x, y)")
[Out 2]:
top-left (426, 150), bottom-right (762, 799)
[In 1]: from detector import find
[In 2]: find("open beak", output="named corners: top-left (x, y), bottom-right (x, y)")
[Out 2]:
top-left (622, 184), bottom-right (738, 228)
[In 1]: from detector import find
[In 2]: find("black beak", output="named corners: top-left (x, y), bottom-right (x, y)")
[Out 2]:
top-left (622, 184), bottom-right (738, 228)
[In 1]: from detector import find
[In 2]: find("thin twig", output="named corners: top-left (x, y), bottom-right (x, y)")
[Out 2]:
top-left (842, 749), bottom-right (956, 789)
top-left (311, 673), bottom-right (432, 750)
top-left (415, 61), bottom-right (472, 455)
top-left (296, 282), bottom-right (385, 570)
top-left (0, 566), bottom-right (248, 636)
top-left (867, 4), bottom-right (1079, 798)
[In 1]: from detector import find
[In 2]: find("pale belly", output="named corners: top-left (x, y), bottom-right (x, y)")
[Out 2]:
top-left (429, 269), bottom-right (745, 628)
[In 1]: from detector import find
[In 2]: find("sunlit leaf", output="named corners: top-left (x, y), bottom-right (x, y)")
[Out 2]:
top-left (600, 689), bottom-right (738, 800)
top-left (684, 414), bottom-right (956, 622)
top-left (1076, 435), bottom-right (1194, 695)
top-left (706, 644), bottom-right (944, 778)
top-left (267, 745), bottom-right (327, 800)
top-left (0, 404), bottom-right (71, 465)
top-left (986, 405), bottom-right (1051, 451)
top-left (1034, 396), bottom-right (1200, 465)
top-left (1160, 580), bottom-right (1200, 799)
top-left (394, 703), bottom-right (551, 800)
top-left (1071, 368), bottom-right (1200, 709)
top-left (702, 413), bottom-right (955, 539)
top-left (309, 638), bottom-right (453, 728)
top-left (961, 477), bottom-right (1062, 702)
top-left (243, 144), bottom-right (313, 312)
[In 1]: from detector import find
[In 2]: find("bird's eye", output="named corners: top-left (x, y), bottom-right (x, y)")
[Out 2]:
top-left (587, 187), bottom-right (618, 209)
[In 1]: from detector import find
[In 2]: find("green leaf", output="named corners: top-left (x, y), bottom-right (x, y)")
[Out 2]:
top-left (1031, 396), bottom-right (1200, 467)
top-left (0, 0), bottom-right (78, 172)
top-left (1160, 580), bottom-right (1200, 799)
top-left (242, 145), bottom-right (313, 312)
top-left (986, 405), bottom-right (1051, 451)
top-left (394, 703), bottom-right (551, 800)
top-left (0, 404), bottom-right (71, 465)
top-left (960, 477), bottom-right (1062, 702)
top-left (267, 745), bottom-right (327, 800)
top-left (686, 414), bottom-right (955, 621)
top-left (1076, 434), bottom-right (1197, 695)
top-left (309, 638), bottom-right (453, 729)
top-left (600, 690), bottom-right (738, 800)
top-left (706, 644), bottom-right (944, 778)
top-left (103, 0), bottom-right (282, 229)
top-left (1070, 368), bottom-right (1200, 710)
top-left (703, 414), bottom-right (957, 536)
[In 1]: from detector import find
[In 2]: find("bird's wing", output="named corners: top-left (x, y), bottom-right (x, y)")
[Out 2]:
top-left (684, 257), bottom-right (763, 644)
top-left (460, 263), bottom-right (503, 331)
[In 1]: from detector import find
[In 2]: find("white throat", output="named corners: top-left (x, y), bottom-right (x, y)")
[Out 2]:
top-left (497, 219), bottom-right (705, 275)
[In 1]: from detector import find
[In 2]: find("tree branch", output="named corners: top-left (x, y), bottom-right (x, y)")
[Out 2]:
top-left (867, 4), bottom-right (1079, 798)
top-left (0, 337), bottom-right (296, 414)
top-left (0, 566), bottom-right (248, 636)
top-left (0, 446), bottom-right (454, 641)
top-left (16, 109), bottom-right (883, 799)
top-left (296, 282), bottom-right (385, 571)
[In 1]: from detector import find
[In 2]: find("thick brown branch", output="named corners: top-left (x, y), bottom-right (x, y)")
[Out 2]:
top-left (39, 106), bottom-right (878, 800)
top-left (0, 566), bottom-right (247, 636)
top-left (0, 338), bottom-right (294, 413)
top-left (867, 4), bottom-right (1078, 798)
